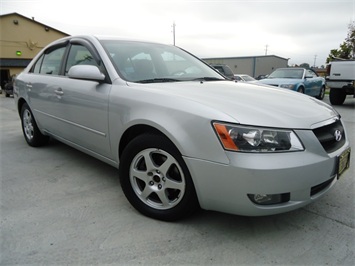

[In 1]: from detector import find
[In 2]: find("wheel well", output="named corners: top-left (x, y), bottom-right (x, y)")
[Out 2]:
top-left (17, 98), bottom-right (27, 116)
top-left (297, 86), bottom-right (304, 92)
top-left (119, 125), bottom-right (166, 158)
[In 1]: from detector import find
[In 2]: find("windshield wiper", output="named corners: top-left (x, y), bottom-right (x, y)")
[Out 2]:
top-left (136, 78), bottom-right (181, 84)
top-left (192, 77), bottom-right (225, 81)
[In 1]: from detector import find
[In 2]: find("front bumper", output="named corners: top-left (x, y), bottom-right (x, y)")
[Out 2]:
top-left (183, 130), bottom-right (350, 216)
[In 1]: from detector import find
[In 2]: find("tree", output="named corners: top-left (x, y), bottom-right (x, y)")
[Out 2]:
top-left (327, 21), bottom-right (355, 63)
top-left (300, 63), bottom-right (310, 68)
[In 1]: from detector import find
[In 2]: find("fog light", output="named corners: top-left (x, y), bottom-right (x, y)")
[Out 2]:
top-left (248, 193), bottom-right (290, 205)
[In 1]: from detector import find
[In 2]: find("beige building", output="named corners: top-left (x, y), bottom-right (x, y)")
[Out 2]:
top-left (203, 55), bottom-right (289, 78)
top-left (0, 12), bottom-right (69, 88)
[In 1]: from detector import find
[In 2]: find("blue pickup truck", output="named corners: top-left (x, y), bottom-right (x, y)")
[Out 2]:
top-left (259, 68), bottom-right (326, 100)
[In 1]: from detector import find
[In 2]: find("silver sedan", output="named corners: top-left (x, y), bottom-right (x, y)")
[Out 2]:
top-left (14, 35), bottom-right (351, 221)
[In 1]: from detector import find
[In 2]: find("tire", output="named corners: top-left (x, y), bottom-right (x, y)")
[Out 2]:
top-left (297, 87), bottom-right (304, 94)
top-left (20, 103), bottom-right (49, 147)
top-left (316, 86), bottom-right (325, 100)
top-left (329, 88), bottom-right (346, 105)
top-left (119, 134), bottom-right (199, 221)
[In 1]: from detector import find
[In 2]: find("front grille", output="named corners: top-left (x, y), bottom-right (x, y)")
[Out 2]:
top-left (310, 177), bottom-right (335, 196)
top-left (313, 120), bottom-right (345, 153)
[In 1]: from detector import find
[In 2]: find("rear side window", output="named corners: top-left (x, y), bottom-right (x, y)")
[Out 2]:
top-left (31, 46), bottom-right (66, 75)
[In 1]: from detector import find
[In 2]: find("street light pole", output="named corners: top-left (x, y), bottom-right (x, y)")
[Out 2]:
top-left (172, 21), bottom-right (176, 46)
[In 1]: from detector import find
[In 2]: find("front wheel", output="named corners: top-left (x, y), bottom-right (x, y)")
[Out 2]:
top-left (20, 103), bottom-right (49, 147)
top-left (119, 134), bottom-right (199, 221)
top-left (316, 86), bottom-right (325, 100)
top-left (329, 88), bottom-right (346, 105)
top-left (297, 87), bottom-right (304, 94)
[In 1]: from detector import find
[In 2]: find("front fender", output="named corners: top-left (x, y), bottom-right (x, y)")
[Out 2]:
top-left (294, 82), bottom-right (305, 92)
top-left (120, 106), bottom-right (231, 165)
top-left (108, 88), bottom-right (233, 165)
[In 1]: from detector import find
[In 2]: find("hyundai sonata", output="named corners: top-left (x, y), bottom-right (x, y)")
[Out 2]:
top-left (14, 35), bottom-right (351, 221)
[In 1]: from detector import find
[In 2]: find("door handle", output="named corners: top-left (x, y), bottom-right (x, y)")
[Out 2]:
top-left (54, 88), bottom-right (64, 96)
top-left (26, 83), bottom-right (32, 91)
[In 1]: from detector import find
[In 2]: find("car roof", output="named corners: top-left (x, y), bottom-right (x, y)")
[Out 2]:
top-left (49, 35), bottom-right (168, 47)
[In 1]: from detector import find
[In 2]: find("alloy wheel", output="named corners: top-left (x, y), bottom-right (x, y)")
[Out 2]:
top-left (129, 148), bottom-right (186, 210)
top-left (23, 109), bottom-right (34, 141)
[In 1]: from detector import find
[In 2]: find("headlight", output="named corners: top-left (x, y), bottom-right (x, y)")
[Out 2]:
top-left (213, 122), bottom-right (304, 152)
top-left (280, 84), bottom-right (295, 89)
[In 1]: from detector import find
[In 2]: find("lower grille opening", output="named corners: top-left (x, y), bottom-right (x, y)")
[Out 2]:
top-left (310, 177), bottom-right (335, 196)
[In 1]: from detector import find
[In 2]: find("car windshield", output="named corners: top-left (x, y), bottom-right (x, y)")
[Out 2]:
top-left (242, 75), bottom-right (256, 81)
top-left (100, 40), bottom-right (225, 83)
top-left (268, 69), bottom-right (304, 79)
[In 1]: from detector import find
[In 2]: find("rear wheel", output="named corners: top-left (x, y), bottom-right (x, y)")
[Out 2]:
top-left (20, 103), bottom-right (49, 147)
top-left (119, 134), bottom-right (199, 221)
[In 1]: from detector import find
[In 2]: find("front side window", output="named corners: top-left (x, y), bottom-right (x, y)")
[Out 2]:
top-left (65, 44), bottom-right (98, 75)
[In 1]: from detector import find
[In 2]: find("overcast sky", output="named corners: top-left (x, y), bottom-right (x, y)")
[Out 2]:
top-left (1, 0), bottom-right (354, 66)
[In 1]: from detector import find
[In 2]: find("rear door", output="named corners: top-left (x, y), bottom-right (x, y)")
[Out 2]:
top-left (24, 43), bottom-right (69, 137)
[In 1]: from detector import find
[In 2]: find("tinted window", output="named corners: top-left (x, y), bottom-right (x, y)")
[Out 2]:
top-left (39, 47), bottom-right (66, 75)
top-left (32, 55), bottom-right (44, 74)
top-left (65, 44), bottom-right (99, 75)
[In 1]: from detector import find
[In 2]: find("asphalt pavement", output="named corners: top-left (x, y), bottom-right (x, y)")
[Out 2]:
top-left (0, 93), bottom-right (354, 265)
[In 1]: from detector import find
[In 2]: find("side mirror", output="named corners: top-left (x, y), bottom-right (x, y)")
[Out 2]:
top-left (68, 65), bottom-right (105, 81)
top-left (305, 75), bottom-right (313, 79)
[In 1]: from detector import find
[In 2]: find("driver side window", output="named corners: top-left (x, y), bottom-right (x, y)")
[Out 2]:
top-left (65, 44), bottom-right (98, 75)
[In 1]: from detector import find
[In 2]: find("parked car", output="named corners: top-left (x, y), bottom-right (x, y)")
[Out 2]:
top-left (258, 68), bottom-right (326, 99)
top-left (4, 78), bottom-right (14, 97)
top-left (234, 74), bottom-right (257, 83)
top-left (14, 35), bottom-right (351, 221)
top-left (210, 64), bottom-right (235, 80)
top-left (256, 74), bottom-right (268, 80)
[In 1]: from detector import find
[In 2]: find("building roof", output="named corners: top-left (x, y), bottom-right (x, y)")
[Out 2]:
top-left (203, 55), bottom-right (289, 61)
top-left (0, 12), bottom-right (70, 36)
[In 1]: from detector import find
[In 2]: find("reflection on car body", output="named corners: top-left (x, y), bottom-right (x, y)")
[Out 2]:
top-left (14, 35), bottom-right (351, 221)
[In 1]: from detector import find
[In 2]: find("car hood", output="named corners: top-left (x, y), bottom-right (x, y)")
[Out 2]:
top-left (258, 78), bottom-right (301, 85)
top-left (129, 81), bottom-right (337, 129)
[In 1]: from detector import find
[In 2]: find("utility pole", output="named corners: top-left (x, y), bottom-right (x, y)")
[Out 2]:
top-left (313, 54), bottom-right (317, 68)
top-left (172, 21), bottom-right (176, 46)
top-left (265, 44), bottom-right (268, 55)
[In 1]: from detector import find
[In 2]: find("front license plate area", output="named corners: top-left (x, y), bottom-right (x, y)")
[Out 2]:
top-left (337, 148), bottom-right (351, 179)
